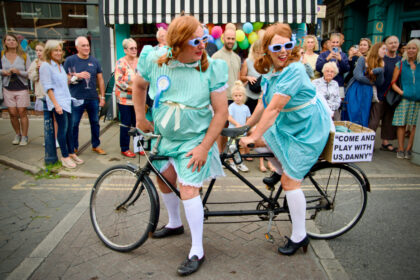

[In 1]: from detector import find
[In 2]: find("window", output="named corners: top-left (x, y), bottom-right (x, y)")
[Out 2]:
top-left (20, 2), bottom-right (62, 19)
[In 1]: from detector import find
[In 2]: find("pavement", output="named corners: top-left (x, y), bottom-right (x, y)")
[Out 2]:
top-left (0, 114), bottom-right (419, 280)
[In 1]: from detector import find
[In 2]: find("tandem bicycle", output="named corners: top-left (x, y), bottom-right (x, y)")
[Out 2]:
top-left (89, 126), bottom-right (370, 252)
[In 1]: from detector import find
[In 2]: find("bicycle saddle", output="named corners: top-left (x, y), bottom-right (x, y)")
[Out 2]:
top-left (221, 126), bottom-right (250, 137)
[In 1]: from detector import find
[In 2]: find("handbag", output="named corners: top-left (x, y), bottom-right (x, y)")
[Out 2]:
top-left (248, 76), bottom-right (262, 94)
top-left (385, 60), bottom-right (403, 107)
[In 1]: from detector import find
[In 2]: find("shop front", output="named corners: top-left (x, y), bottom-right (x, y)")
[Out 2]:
top-left (102, 0), bottom-right (318, 64)
top-left (0, 0), bottom-right (112, 82)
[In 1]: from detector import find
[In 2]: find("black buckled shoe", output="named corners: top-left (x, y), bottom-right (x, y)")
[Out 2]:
top-left (278, 236), bottom-right (309, 256)
top-left (177, 255), bottom-right (205, 276)
top-left (152, 225), bottom-right (184, 238)
top-left (263, 172), bottom-right (281, 187)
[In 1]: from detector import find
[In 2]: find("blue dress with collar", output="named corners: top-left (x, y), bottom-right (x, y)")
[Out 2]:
top-left (261, 62), bottom-right (331, 180)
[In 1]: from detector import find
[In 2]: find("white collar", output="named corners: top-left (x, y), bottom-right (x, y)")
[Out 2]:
top-left (167, 59), bottom-right (200, 68)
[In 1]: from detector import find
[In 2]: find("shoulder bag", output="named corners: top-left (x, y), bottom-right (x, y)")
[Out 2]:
top-left (385, 60), bottom-right (403, 107)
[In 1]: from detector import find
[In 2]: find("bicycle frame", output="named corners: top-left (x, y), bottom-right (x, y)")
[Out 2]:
top-left (127, 127), bottom-right (365, 223)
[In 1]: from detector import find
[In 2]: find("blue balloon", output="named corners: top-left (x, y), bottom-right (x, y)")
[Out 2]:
top-left (21, 39), bottom-right (28, 50)
top-left (243, 22), bottom-right (253, 34)
top-left (215, 38), bottom-right (223, 50)
top-left (207, 35), bottom-right (215, 44)
top-left (204, 28), bottom-right (209, 35)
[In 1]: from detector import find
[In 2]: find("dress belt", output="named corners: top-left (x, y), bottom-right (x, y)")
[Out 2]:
top-left (160, 101), bottom-right (207, 131)
top-left (281, 97), bottom-right (317, 113)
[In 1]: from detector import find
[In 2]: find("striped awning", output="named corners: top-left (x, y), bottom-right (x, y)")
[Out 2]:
top-left (104, 0), bottom-right (317, 26)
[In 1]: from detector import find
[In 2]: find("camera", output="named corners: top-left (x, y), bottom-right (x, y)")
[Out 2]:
top-left (332, 47), bottom-right (339, 53)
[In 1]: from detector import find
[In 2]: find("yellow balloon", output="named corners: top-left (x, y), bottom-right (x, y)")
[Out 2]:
top-left (248, 32), bottom-right (258, 44)
top-left (225, 23), bottom-right (236, 31)
top-left (236, 30), bottom-right (246, 42)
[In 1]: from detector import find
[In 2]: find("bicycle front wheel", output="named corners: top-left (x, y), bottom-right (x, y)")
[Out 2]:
top-left (302, 162), bottom-right (367, 239)
top-left (90, 165), bottom-right (159, 252)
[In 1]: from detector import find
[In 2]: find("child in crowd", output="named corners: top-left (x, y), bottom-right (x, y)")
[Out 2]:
top-left (228, 81), bottom-right (251, 172)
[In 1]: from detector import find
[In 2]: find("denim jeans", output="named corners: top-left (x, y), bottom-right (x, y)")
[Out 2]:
top-left (53, 110), bottom-right (74, 158)
top-left (72, 99), bottom-right (100, 149)
top-left (118, 103), bottom-right (136, 152)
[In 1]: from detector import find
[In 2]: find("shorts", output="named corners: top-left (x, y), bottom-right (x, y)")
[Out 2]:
top-left (2, 88), bottom-right (30, 108)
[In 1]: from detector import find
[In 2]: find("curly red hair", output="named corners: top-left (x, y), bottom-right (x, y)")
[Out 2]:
top-left (156, 15), bottom-right (209, 72)
top-left (254, 23), bottom-right (300, 74)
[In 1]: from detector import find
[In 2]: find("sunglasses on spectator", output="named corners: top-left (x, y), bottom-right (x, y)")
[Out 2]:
top-left (268, 41), bottom-right (295, 52)
top-left (188, 35), bottom-right (209, 47)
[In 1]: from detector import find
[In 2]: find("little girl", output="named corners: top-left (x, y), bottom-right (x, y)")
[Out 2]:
top-left (228, 81), bottom-right (251, 172)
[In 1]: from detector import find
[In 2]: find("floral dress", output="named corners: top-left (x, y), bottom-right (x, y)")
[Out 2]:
top-left (137, 46), bottom-right (228, 187)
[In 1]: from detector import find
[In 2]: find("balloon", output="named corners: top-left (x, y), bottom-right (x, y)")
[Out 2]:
top-left (243, 22), bottom-right (253, 34)
top-left (236, 30), bottom-right (246, 42)
top-left (207, 35), bottom-right (215, 44)
top-left (211, 26), bottom-right (223, 39)
top-left (225, 23), bottom-right (236, 31)
top-left (233, 42), bottom-right (238, 51)
top-left (215, 38), bottom-right (223, 50)
top-left (20, 39), bottom-right (28, 50)
top-left (204, 28), bottom-right (209, 35)
top-left (253, 22), bottom-right (264, 31)
top-left (238, 37), bottom-right (250, 49)
top-left (248, 32), bottom-right (258, 44)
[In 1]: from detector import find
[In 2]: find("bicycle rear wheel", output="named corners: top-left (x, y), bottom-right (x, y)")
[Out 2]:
top-left (302, 162), bottom-right (367, 239)
top-left (90, 165), bottom-right (159, 252)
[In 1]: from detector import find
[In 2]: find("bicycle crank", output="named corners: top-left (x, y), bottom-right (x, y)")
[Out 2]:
top-left (264, 211), bottom-right (275, 243)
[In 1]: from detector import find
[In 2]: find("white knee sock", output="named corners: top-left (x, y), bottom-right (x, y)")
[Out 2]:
top-left (183, 196), bottom-right (204, 259)
top-left (161, 192), bottom-right (182, 228)
top-left (285, 189), bottom-right (307, 243)
top-left (255, 147), bottom-right (283, 175)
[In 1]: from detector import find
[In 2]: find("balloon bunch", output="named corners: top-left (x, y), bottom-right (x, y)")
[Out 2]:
top-left (205, 22), bottom-right (264, 50)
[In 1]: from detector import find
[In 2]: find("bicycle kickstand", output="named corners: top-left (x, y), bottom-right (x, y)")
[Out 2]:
top-left (264, 211), bottom-right (275, 243)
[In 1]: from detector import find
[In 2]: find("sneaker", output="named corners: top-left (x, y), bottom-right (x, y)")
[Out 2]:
top-left (19, 136), bottom-right (28, 146)
top-left (237, 163), bottom-right (249, 172)
top-left (12, 135), bottom-right (21, 145)
top-left (70, 154), bottom-right (84, 164)
top-left (139, 150), bottom-right (146, 156)
top-left (61, 157), bottom-right (76, 169)
top-left (56, 139), bottom-right (60, 148)
top-left (396, 151), bottom-right (405, 159)
top-left (404, 150), bottom-right (412, 160)
top-left (229, 162), bottom-right (238, 172)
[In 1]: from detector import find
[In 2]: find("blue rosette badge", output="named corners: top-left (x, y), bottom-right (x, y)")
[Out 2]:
top-left (154, 75), bottom-right (171, 108)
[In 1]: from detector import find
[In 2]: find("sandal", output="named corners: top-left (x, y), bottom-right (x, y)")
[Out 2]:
top-left (260, 166), bottom-right (267, 173)
top-left (380, 144), bottom-right (397, 153)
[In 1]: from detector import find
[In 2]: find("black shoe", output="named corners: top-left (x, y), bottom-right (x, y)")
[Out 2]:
top-left (152, 225), bottom-right (184, 238)
top-left (263, 172), bottom-right (281, 187)
top-left (177, 255), bottom-right (205, 276)
top-left (278, 236), bottom-right (310, 256)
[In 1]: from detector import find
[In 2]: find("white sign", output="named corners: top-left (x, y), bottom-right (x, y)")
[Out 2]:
top-left (317, 5), bottom-right (326, 19)
top-left (330, 133), bottom-right (375, 162)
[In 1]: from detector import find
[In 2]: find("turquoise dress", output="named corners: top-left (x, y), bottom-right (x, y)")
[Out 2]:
top-left (137, 46), bottom-right (228, 187)
top-left (261, 62), bottom-right (331, 180)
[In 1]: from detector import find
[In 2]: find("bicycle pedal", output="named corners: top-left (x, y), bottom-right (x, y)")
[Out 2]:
top-left (265, 232), bottom-right (274, 243)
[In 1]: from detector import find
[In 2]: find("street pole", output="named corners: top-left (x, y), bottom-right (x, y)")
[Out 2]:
top-left (43, 101), bottom-right (58, 165)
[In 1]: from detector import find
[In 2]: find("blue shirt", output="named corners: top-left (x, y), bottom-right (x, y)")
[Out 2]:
top-left (63, 54), bottom-right (102, 100)
top-left (39, 60), bottom-right (72, 113)
top-left (228, 103), bottom-right (251, 128)
top-left (377, 55), bottom-right (401, 100)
